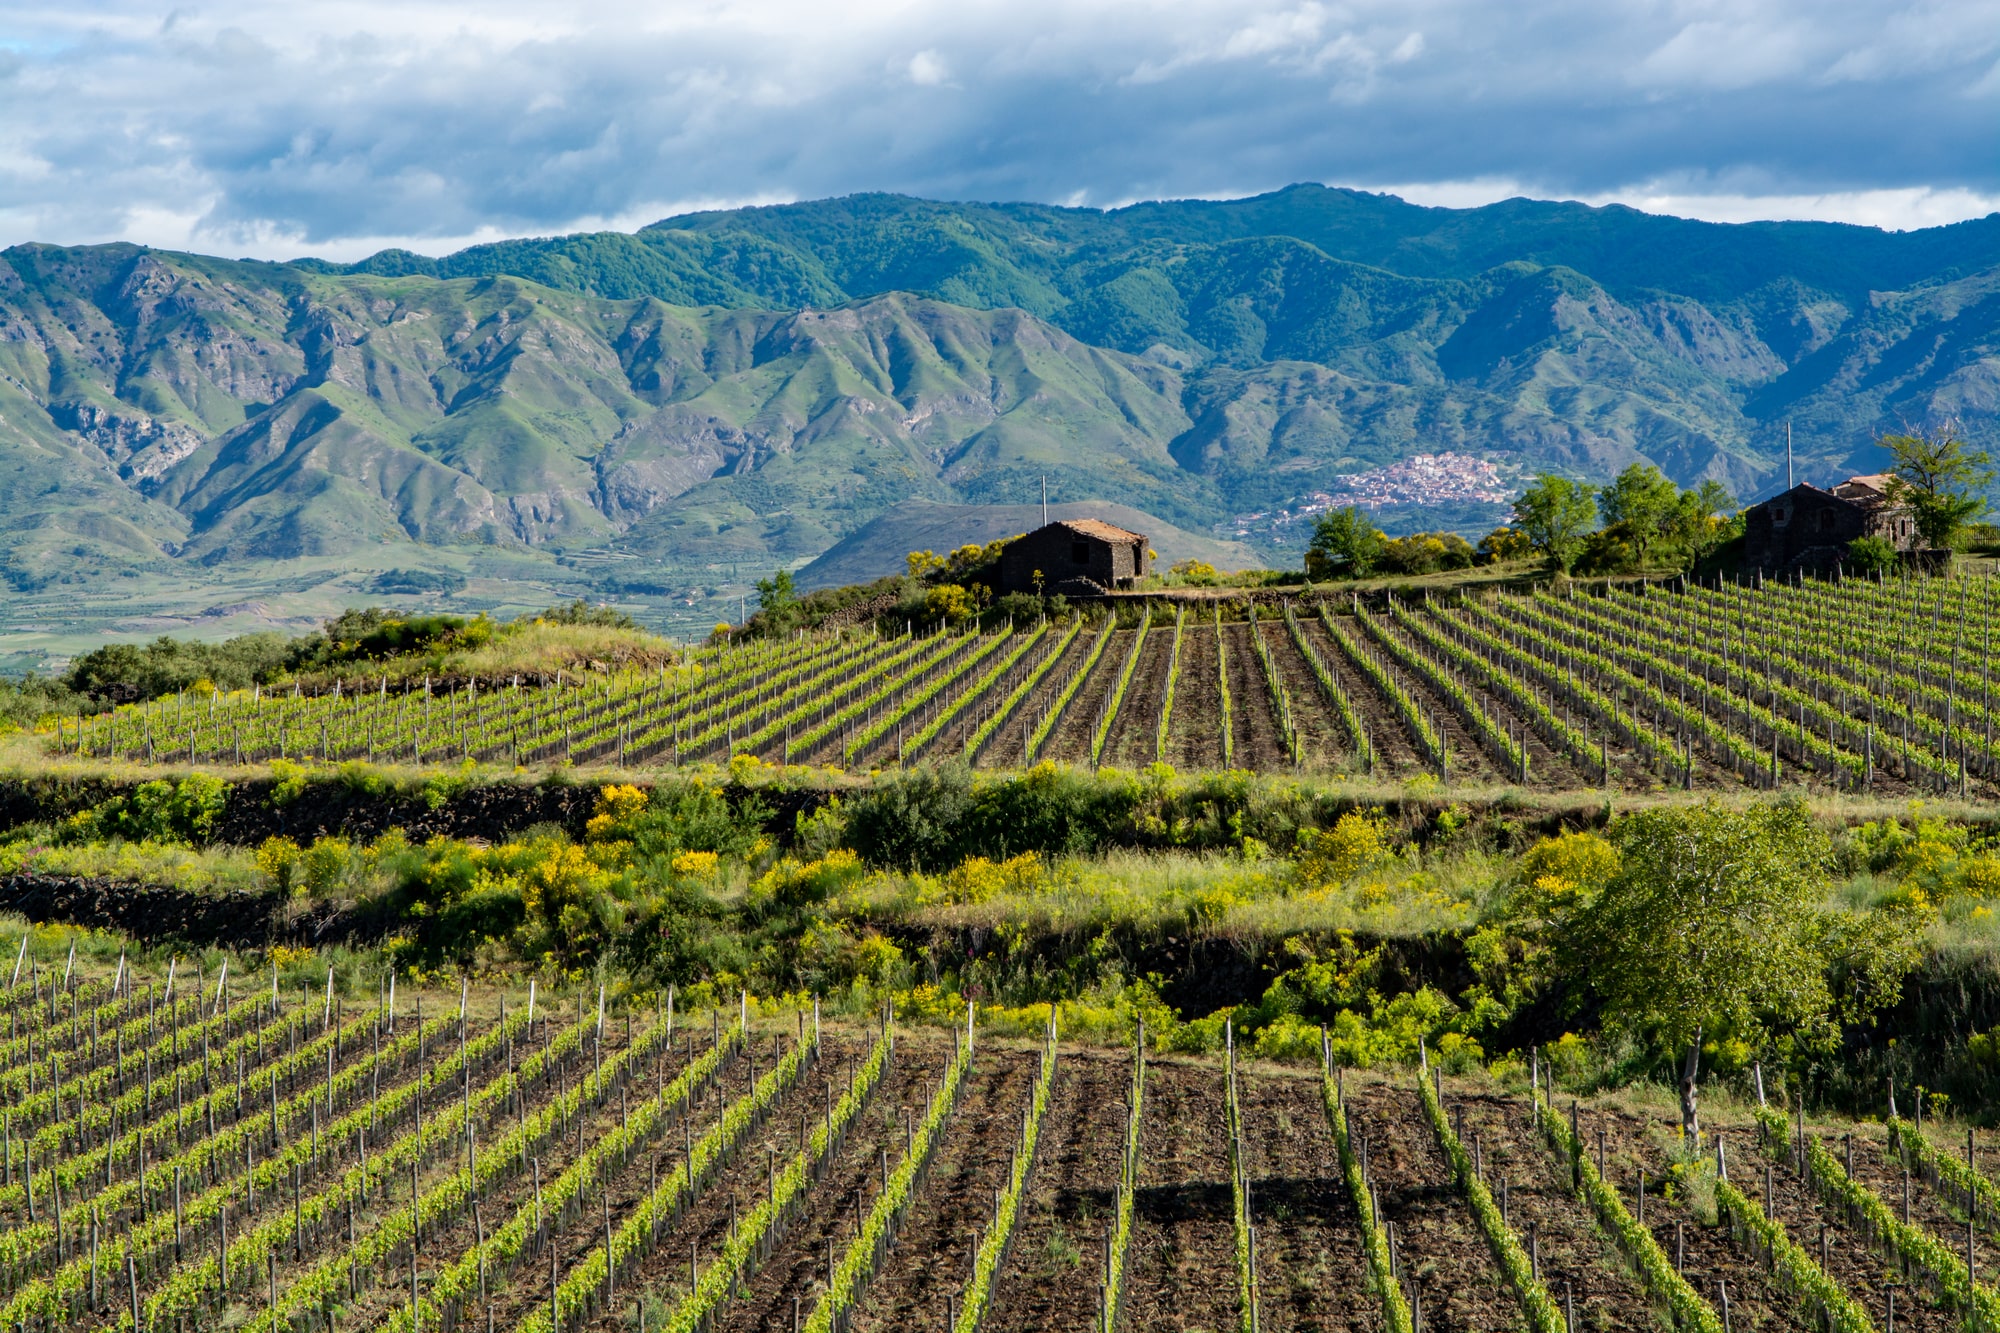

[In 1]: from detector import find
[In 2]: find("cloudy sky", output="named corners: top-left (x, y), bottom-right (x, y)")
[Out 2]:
top-left (3, 0), bottom-right (1997, 260)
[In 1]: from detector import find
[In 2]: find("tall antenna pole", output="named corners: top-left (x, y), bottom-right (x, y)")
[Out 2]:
top-left (1786, 421), bottom-right (1794, 490)
top-left (1041, 475), bottom-right (1048, 526)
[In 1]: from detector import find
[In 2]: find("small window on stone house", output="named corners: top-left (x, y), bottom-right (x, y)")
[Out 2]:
top-left (1071, 541), bottom-right (1090, 564)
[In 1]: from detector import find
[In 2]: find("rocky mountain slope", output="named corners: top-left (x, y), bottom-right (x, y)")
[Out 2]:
top-left (1, 186), bottom-right (1995, 616)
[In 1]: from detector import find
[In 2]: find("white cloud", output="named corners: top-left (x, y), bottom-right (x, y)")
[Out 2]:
top-left (907, 49), bottom-right (950, 85)
top-left (1366, 177), bottom-right (2000, 232)
top-left (0, 0), bottom-right (1993, 254)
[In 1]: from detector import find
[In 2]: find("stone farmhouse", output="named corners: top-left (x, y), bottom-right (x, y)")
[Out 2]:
top-left (997, 519), bottom-right (1150, 596)
top-left (1742, 475), bottom-right (1918, 573)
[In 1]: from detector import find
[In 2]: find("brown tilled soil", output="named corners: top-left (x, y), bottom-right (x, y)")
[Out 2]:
top-left (1223, 623), bottom-right (1288, 771)
top-left (847, 1045), bottom-right (1038, 1331)
top-left (207, 1009), bottom-right (560, 1325)
top-left (1363, 626), bottom-right (1501, 787)
top-left (1447, 1092), bottom-right (1653, 1333)
top-left (1121, 1059), bottom-right (1249, 1333)
top-left (1372, 618), bottom-right (1569, 789)
top-left (474, 1027), bottom-right (747, 1332)
top-left (1828, 1121), bottom-right (2000, 1303)
top-left (1168, 624), bottom-right (1226, 772)
top-left (1238, 1068), bottom-right (1381, 1333)
top-left (1576, 1103), bottom-right (1883, 1333)
top-left (709, 1038), bottom-right (943, 1333)
top-left (797, 637), bottom-right (984, 768)
top-left (981, 1051), bottom-right (1135, 1333)
top-left (973, 629), bottom-right (1096, 767)
top-left (1042, 633), bottom-right (1131, 765)
top-left (1298, 618), bottom-right (1422, 780)
top-left (571, 1032), bottom-right (865, 1333)
top-left (1264, 621), bottom-right (1360, 773)
top-left (1344, 1081), bottom-right (1520, 1333)
top-left (1106, 630), bottom-right (1176, 769)
top-left (972, 628), bottom-right (1096, 764)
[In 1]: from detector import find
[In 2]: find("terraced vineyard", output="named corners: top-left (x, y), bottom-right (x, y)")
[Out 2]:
top-left (8, 956), bottom-right (1993, 1333)
top-left (60, 573), bottom-right (2000, 792)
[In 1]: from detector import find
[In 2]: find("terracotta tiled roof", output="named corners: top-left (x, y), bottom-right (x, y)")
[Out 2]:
top-left (1046, 518), bottom-right (1146, 543)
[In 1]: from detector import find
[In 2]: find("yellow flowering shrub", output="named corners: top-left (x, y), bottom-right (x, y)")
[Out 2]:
top-left (752, 849), bottom-right (866, 910)
top-left (587, 783), bottom-right (649, 840)
top-left (1294, 810), bottom-right (1389, 889)
top-left (671, 850), bottom-right (720, 879)
top-left (256, 836), bottom-right (303, 895)
top-left (914, 852), bottom-right (1047, 907)
top-left (301, 837), bottom-right (352, 896)
top-left (1504, 830), bottom-right (1619, 929)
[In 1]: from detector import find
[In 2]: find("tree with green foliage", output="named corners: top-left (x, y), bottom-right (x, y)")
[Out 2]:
top-left (1571, 799), bottom-right (1833, 1138)
top-left (1881, 423), bottom-right (1995, 550)
top-left (66, 631), bottom-right (296, 700)
top-left (1669, 479), bottom-right (1738, 567)
top-left (1512, 476), bottom-right (1598, 574)
top-left (1305, 507), bottom-right (1385, 580)
top-left (756, 568), bottom-right (798, 615)
top-left (1597, 464), bottom-right (1681, 566)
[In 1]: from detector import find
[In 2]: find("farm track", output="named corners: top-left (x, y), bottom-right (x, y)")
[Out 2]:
top-left (1346, 1081), bottom-right (1520, 1333)
top-left (1106, 633), bottom-right (1174, 769)
top-left (1122, 1060), bottom-right (1245, 1333)
top-left (1224, 623), bottom-right (1287, 772)
top-left (1239, 1069), bottom-right (1380, 1333)
top-left (707, 1041), bottom-right (935, 1333)
top-left (983, 1052), bottom-right (1130, 1333)
top-left (846, 1046), bottom-right (1037, 1330)
top-left (1169, 625), bottom-right (1225, 772)
top-left (1449, 1093), bottom-right (1653, 1333)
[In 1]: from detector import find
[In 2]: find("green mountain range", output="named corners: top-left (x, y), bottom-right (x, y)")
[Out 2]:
top-left (2, 185), bottom-right (1997, 649)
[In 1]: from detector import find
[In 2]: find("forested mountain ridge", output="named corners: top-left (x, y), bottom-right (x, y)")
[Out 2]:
top-left (0, 186), bottom-right (1996, 612)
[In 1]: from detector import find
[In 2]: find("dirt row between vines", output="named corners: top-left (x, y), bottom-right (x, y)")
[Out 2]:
top-left (95, 994), bottom-right (1998, 1333)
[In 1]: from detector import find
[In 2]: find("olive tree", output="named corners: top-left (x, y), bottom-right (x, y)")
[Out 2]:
top-left (1571, 799), bottom-right (1833, 1138)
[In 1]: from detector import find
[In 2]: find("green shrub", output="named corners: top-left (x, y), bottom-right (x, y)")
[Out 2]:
top-left (844, 765), bottom-right (976, 871)
top-left (88, 773), bottom-right (229, 844)
top-left (1846, 535), bottom-right (1899, 575)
